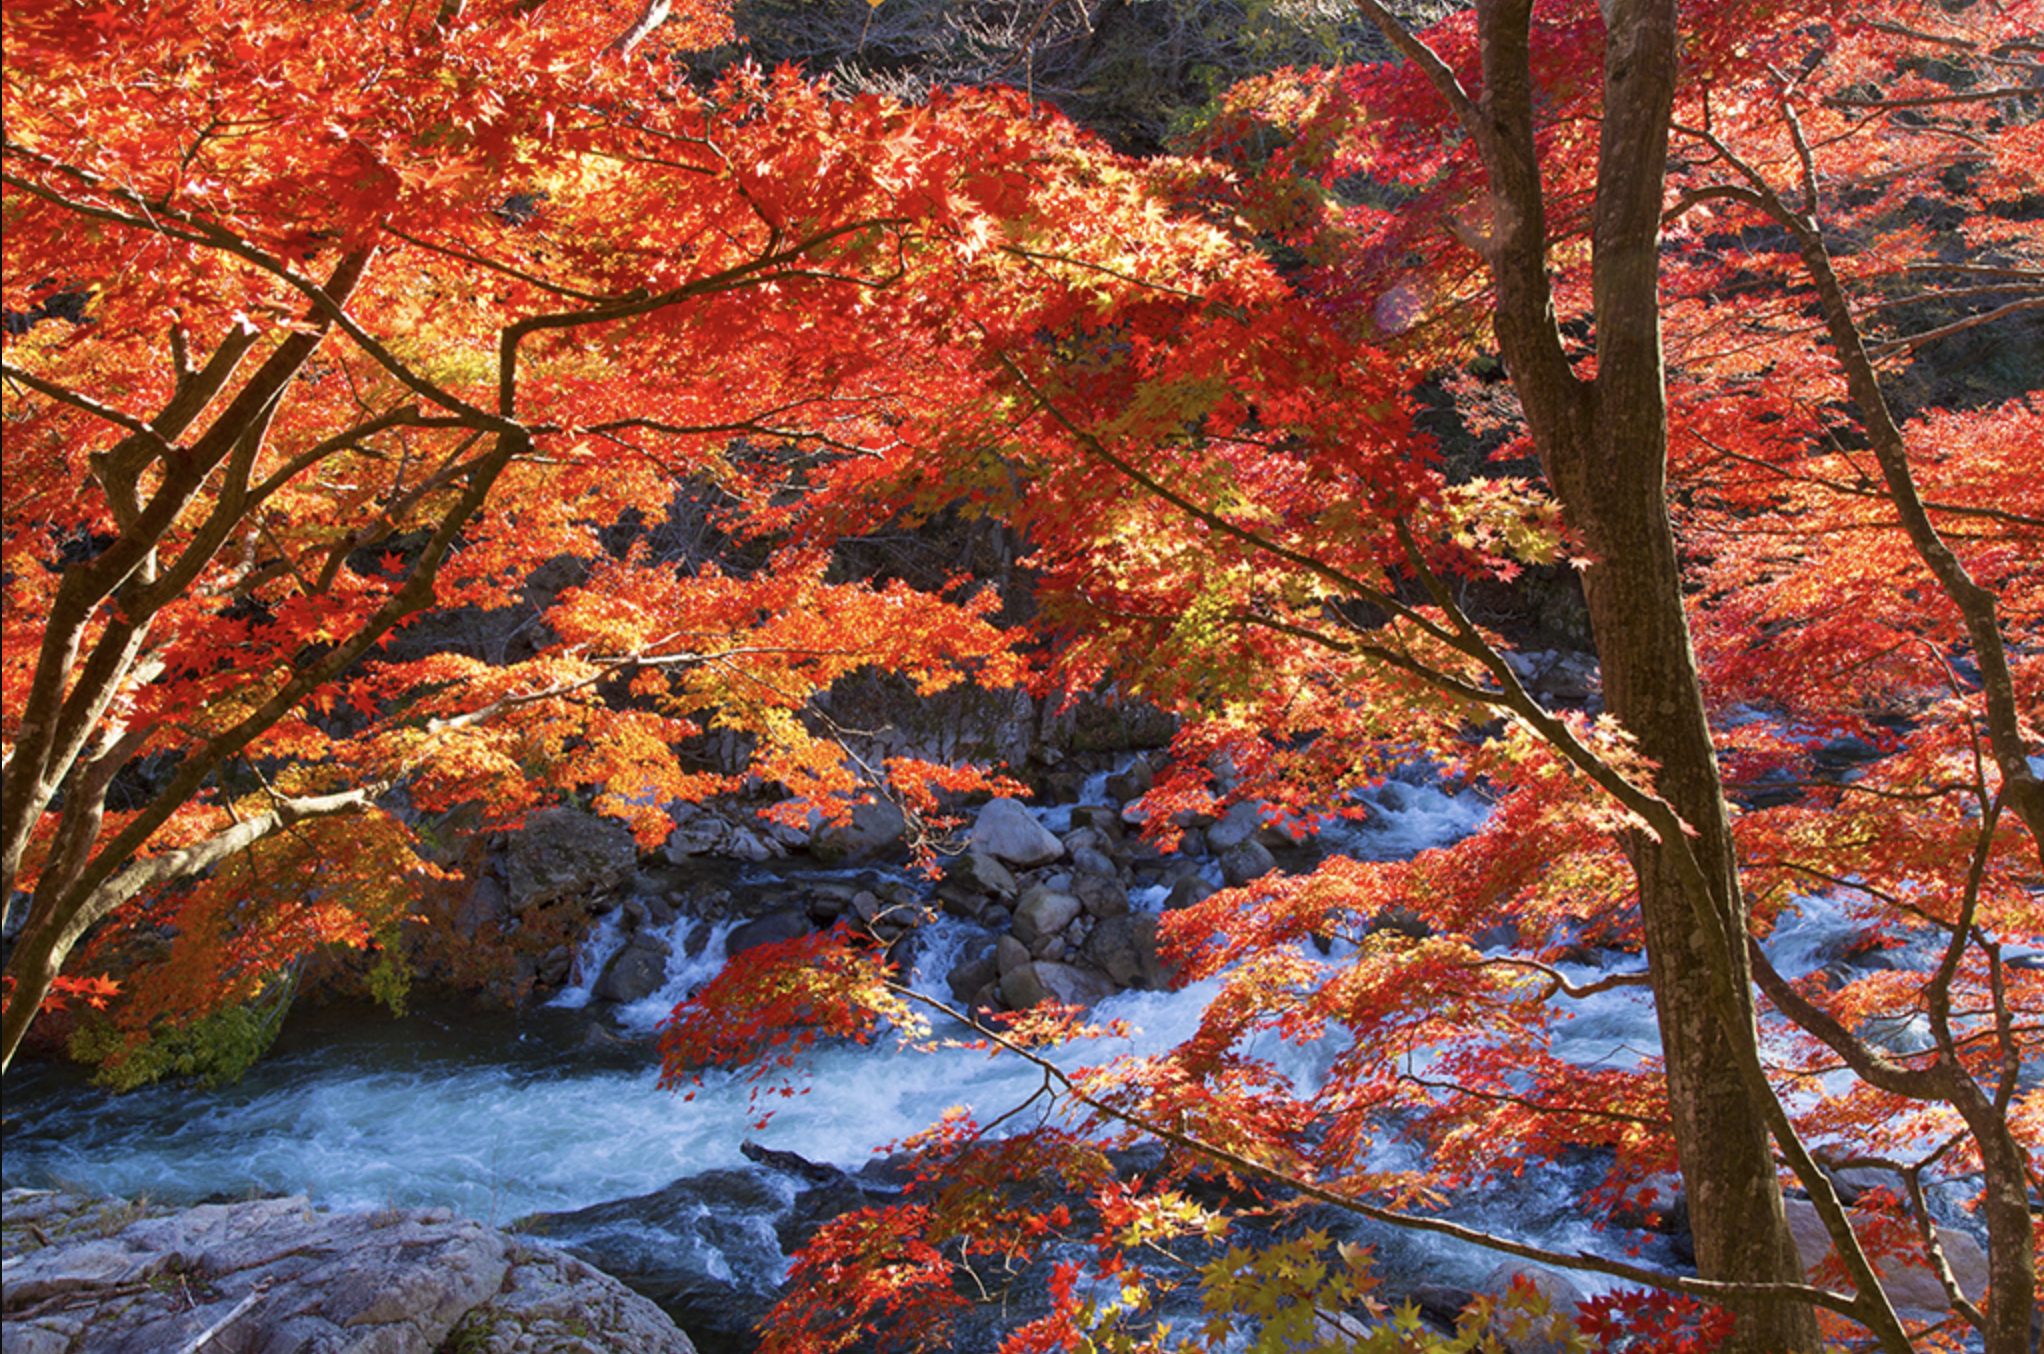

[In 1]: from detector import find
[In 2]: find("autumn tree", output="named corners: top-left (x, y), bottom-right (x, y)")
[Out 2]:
top-left (0, 0), bottom-right (1105, 1071)
top-left (661, 2), bottom-right (2038, 1352)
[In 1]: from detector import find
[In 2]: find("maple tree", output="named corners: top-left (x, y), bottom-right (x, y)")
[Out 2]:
top-left (660, 2), bottom-right (2039, 1353)
top-left (0, 0), bottom-right (1081, 1072)
top-left (4, 0), bottom-right (2038, 1351)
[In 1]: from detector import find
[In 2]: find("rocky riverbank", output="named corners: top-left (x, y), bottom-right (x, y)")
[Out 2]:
top-left (0, 1189), bottom-right (696, 1354)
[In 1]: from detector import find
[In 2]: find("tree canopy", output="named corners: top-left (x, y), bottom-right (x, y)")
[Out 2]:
top-left (3, 0), bottom-right (2039, 1351)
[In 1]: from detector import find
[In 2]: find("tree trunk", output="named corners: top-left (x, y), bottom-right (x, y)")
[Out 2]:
top-left (1473, 0), bottom-right (1824, 1347)
top-left (1573, 483), bottom-right (1824, 1354)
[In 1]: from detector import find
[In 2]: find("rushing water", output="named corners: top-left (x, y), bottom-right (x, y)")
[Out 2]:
top-left (0, 776), bottom-right (1480, 1218)
top-left (0, 770), bottom-right (2013, 1345)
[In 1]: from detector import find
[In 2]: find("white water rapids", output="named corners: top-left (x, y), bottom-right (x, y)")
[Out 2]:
top-left (1, 771), bottom-right (2008, 1334)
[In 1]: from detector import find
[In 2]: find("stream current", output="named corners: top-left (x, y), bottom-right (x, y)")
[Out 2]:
top-left (0, 773), bottom-right (2004, 1347)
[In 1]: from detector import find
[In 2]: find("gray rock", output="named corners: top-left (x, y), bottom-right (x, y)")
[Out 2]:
top-left (1218, 839), bottom-right (1276, 886)
top-left (455, 874), bottom-right (511, 937)
top-left (1164, 875), bottom-right (1216, 911)
top-left (967, 798), bottom-right (1065, 868)
top-left (944, 851), bottom-right (1019, 901)
top-left (812, 798), bottom-right (908, 861)
top-left (593, 936), bottom-right (671, 1004)
top-left (1372, 907), bottom-right (1432, 940)
top-left (995, 935), bottom-right (1032, 975)
top-left (662, 807), bottom-right (728, 859)
top-left (1072, 872), bottom-right (1130, 919)
top-left (1478, 1260), bottom-right (1584, 1354)
top-left (500, 808), bottom-right (638, 913)
top-left (0, 1191), bottom-right (695, 1354)
top-left (1070, 805), bottom-right (1125, 840)
top-left (1104, 759), bottom-right (1153, 804)
top-left (1000, 960), bottom-right (1118, 1010)
top-left (1784, 1198), bottom-right (1987, 1315)
top-left (947, 953), bottom-right (998, 1003)
top-left (1011, 889), bottom-right (1083, 946)
top-left (1203, 801), bottom-right (1266, 852)
top-left (1060, 826), bottom-right (1107, 855)
top-left (727, 909), bottom-right (811, 957)
top-left (1084, 913), bottom-right (1172, 990)
top-left (442, 1242), bottom-right (698, 1352)
top-left (1069, 844), bottom-right (1119, 878)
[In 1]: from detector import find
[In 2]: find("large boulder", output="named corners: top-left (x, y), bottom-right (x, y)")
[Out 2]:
top-left (1784, 1198), bottom-right (1987, 1315)
top-left (512, 1168), bottom-right (802, 1350)
top-left (1477, 1261), bottom-right (1585, 1354)
top-left (944, 851), bottom-right (1019, 902)
top-left (1010, 888), bottom-right (1083, 946)
top-left (1084, 913), bottom-right (1172, 990)
top-left (593, 935), bottom-right (672, 1004)
top-left (1071, 872), bottom-right (1130, 919)
top-left (0, 1190), bottom-right (696, 1354)
top-left (1202, 801), bottom-right (1266, 853)
top-left (500, 807), bottom-right (638, 913)
top-left (1219, 839), bottom-right (1277, 887)
top-left (726, 909), bottom-right (812, 957)
top-left (967, 798), bottom-right (1064, 868)
top-left (811, 798), bottom-right (909, 861)
top-left (1000, 960), bottom-right (1117, 1010)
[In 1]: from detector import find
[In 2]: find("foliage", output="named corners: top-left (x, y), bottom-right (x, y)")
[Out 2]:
top-left (665, 2), bottom-right (2041, 1352)
top-left (4, 0), bottom-right (2038, 1351)
top-left (4, 0), bottom-right (1049, 1073)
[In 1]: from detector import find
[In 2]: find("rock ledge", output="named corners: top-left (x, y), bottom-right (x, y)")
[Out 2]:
top-left (1, 1189), bottom-right (696, 1354)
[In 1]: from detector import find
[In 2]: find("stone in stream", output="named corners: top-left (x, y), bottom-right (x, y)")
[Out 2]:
top-left (810, 797), bottom-right (909, 861)
top-left (1218, 839), bottom-right (1277, 887)
top-left (1010, 888), bottom-right (1083, 946)
top-left (498, 807), bottom-right (638, 913)
top-left (726, 909), bottom-right (811, 957)
top-left (1083, 913), bottom-right (1172, 991)
top-left (1071, 872), bottom-right (1129, 919)
top-left (593, 934), bottom-right (672, 1004)
top-left (1477, 1260), bottom-right (1585, 1354)
top-left (967, 798), bottom-right (1065, 868)
top-left (1000, 960), bottom-right (1117, 1009)
top-left (0, 1189), bottom-right (696, 1354)
top-left (1784, 1197), bottom-right (1988, 1316)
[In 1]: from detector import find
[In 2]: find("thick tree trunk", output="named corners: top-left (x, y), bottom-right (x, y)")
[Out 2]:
top-left (1463, 1), bottom-right (1824, 1348)
top-left (1573, 490), bottom-right (1824, 1354)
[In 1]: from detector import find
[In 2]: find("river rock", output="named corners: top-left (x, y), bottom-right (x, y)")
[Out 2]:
top-left (968, 798), bottom-right (1064, 868)
top-left (0, 1190), bottom-right (696, 1354)
top-left (727, 909), bottom-right (812, 957)
top-left (456, 873), bottom-right (512, 936)
top-left (1070, 805), bottom-right (1125, 840)
top-left (995, 934), bottom-right (1032, 975)
top-left (513, 1168), bottom-right (799, 1350)
top-left (812, 797), bottom-right (908, 861)
top-left (1069, 843), bottom-right (1119, 878)
top-left (1000, 960), bottom-right (1118, 1010)
top-left (1104, 759), bottom-right (1153, 804)
top-left (662, 806), bottom-right (728, 859)
top-left (1219, 839), bottom-right (1277, 886)
top-left (945, 851), bottom-right (1019, 901)
top-left (1783, 1197), bottom-right (1987, 1314)
top-left (500, 807), bottom-right (638, 912)
top-left (593, 935), bottom-right (671, 1004)
top-left (948, 952), bottom-right (998, 1003)
top-left (1202, 801), bottom-right (1265, 852)
top-left (1164, 875), bottom-right (1216, 911)
top-left (1011, 889), bottom-right (1083, 946)
top-left (1084, 913), bottom-right (1172, 990)
top-left (1072, 872), bottom-right (1130, 919)
top-left (1478, 1260), bottom-right (1584, 1354)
